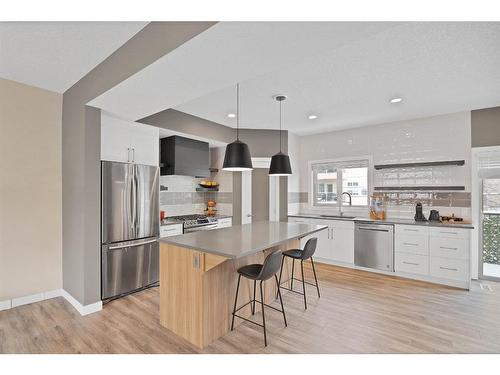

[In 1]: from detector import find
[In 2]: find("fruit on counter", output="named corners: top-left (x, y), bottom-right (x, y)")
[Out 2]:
top-left (207, 200), bottom-right (216, 207)
top-left (200, 180), bottom-right (219, 187)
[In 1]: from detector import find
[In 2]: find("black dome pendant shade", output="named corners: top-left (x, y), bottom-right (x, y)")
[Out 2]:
top-left (223, 84), bottom-right (253, 171)
top-left (269, 151), bottom-right (292, 175)
top-left (269, 95), bottom-right (292, 176)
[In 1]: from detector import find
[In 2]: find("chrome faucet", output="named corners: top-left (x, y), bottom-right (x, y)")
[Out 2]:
top-left (339, 192), bottom-right (352, 216)
top-left (341, 192), bottom-right (352, 206)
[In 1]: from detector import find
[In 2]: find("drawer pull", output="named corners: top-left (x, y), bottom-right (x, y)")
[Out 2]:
top-left (403, 242), bottom-right (419, 246)
top-left (404, 229), bottom-right (419, 232)
top-left (163, 227), bottom-right (179, 231)
top-left (439, 266), bottom-right (458, 271)
top-left (440, 231), bottom-right (457, 235)
top-left (440, 246), bottom-right (458, 250)
top-left (403, 261), bottom-right (419, 266)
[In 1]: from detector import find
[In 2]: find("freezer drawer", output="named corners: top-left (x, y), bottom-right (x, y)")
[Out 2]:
top-left (354, 223), bottom-right (394, 272)
top-left (102, 238), bottom-right (159, 299)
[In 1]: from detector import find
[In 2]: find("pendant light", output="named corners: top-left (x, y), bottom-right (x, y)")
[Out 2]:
top-left (222, 83), bottom-right (253, 171)
top-left (269, 95), bottom-right (292, 176)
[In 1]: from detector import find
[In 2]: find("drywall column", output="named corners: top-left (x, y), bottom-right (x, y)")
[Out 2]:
top-left (472, 106), bottom-right (500, 147)
top-left (62, 22), bottom-right (216, 307)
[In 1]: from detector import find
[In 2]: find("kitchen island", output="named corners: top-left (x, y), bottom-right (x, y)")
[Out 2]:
top-left (159, 221), bottom-right (327, 348)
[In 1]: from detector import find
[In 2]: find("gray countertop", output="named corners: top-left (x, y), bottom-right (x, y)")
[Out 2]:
top-left (288, 214), bottom-right (474, 229)
top-left (160, 221), bottom-right (327, 258)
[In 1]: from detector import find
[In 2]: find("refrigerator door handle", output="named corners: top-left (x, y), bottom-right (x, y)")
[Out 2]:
top-left (108, 238), bottom-right (158, 250)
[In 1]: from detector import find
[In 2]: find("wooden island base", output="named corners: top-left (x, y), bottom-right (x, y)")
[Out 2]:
top-left (159, 239), bottom-right (300, 348)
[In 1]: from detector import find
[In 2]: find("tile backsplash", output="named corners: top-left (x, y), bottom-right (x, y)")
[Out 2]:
top-left (159, 175), bottom-right (233, 217)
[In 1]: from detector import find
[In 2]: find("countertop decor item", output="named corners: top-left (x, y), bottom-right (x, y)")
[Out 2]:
top-left (369, 195), bottom-right (386, 220)
top-left (199, 181), bottom-right (219, 188)
top-left (269, 95), bottom-right (292, 176)
top-left (222, 83), bottom-right (253, 171)
top-left (428, 209), bottom-right (441, 222)
top-left (414, 203), bottom-right (427, 221)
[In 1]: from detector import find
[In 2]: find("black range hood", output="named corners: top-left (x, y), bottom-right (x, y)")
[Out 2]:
top-left (160, 135), bottom-right (209, 177)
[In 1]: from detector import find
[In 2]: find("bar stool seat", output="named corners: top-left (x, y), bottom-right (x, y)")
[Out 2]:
top-left (231, 251), bottom-right (287, 347)
top-left (237, 264), bottom-right (263, 279)
top-left (281, 249), bottom-right (303, 259)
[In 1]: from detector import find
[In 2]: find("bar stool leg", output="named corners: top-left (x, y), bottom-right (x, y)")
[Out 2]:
top-left (259, 280), bottom-right (267, 346)
top-left (252, 280), bottom-right (256, 315)
top-left (301, 260), bottom-right (307, 310)
top-left (277, 255), bottom-right (285, 299)
top-left (231, 274), bottom-right (241, 331)
top-left (275, 275), bottom-right (287, 327)
top-left (310, 257), bottom-right (320, 298)
top-left (290, 258), bottom-right (295, 290)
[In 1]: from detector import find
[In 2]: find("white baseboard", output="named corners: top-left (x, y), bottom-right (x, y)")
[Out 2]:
top-left (11, 292), bottom-right (45, 308)
top-left (0, 289), bottom-right (102, 316)
top-left (0, 299), bottom-right (12, 311)
top-left (60, 290), bottom-right (102, 316)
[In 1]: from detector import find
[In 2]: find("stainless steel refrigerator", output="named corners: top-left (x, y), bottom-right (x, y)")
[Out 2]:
top-left (101, 161), bottom-right (159, 300)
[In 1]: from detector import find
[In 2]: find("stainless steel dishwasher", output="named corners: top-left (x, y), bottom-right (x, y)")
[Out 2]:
top-left (354, 222), bottom-right (394, 272)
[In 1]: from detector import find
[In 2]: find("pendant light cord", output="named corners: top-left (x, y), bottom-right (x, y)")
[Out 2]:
top-left (279, 99), bottom-right (282, 152)
top-left (236, 83), bottom-right (240, 141)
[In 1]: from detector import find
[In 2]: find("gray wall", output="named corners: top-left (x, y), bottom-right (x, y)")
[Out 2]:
top-left (472, 106), bottom-right (500, 147)
top-left (62, 22), bottom-right (215, 305)
top-left (140, 109), bottom-right (289, 224)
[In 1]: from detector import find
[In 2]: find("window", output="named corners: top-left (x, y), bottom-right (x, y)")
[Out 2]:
top-left (311, 159), bottom-right (369, 207)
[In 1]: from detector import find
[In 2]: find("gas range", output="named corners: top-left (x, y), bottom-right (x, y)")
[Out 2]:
top-left (168, 214), bottom-right (218, 232)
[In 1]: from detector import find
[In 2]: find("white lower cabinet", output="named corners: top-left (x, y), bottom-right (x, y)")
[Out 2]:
top-left (289, 217), bottom-right (471, 288)
top-left (288, 217), bottom-right (354, 265)
top-left (429, 257), bottom-right (468, 281)
top-left (329, 221), bottom-right (355, 264)
top-left (395, 252), bottom-right (429, 275)
top-left (160, 224), bottom-right (183, 238)
top-left (395, 224), bottom-right (470, 287)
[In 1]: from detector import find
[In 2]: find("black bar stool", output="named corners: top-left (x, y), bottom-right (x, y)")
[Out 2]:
top-left (230, 251), bottom-right (287, 347)
top-left (278, 237), bottom-right (320, 309)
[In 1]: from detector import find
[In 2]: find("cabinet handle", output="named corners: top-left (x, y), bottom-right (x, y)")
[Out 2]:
top-left (440, 246), bottom-right (458, 250)
top-left (132, 148), bottom-right (135, 163)
top-left (403, 261), bottom-right (419, 266)
top-left (404, 228), bottom-right (419, 232)
top-left (440, 266), bottom-right (458, 271)
top-left (403, 242), bottom-right (419, 246)
top-left (440, 231), bottom-right (457, 235)
top-left (127, 147), bottom-right (130, 162)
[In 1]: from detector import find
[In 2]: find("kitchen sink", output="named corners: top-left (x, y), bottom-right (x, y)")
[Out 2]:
top-left (320, 214), bottom-right (356, 219)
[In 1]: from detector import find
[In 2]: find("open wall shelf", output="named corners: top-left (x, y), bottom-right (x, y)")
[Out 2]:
top-left (374, 186), bottom-right (465, 191)
top-left (374, 160), bottom-right (465, 170)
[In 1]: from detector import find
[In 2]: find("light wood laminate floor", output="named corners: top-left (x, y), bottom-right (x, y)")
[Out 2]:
top-left (2, 263), bottom-right (500, 354)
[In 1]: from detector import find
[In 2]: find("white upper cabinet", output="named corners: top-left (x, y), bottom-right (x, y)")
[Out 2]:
top-left (101, 114), bottom-right (159, 166)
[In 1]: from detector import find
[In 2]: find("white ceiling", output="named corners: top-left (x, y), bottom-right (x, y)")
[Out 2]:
top-left (89, 22), bottom-right (399, 120)
top-left (0, 22), bottom-right (146, 93)
top-left (90, 22), bottom-right (500, 136)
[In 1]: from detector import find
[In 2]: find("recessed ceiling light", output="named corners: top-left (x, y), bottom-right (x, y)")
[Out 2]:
top-left (227, 113), bottom-right (236, 118)
top-left (390, 97), bottom-right (403, 104)
top-left (308, 114), bottom-right (318, 120)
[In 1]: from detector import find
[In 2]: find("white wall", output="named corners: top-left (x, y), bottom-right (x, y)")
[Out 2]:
top-left (297, 112), bottom-right (472, 218)
top-left (0, 78), bottom-right (62, 302)
top-left (287, 131), bottom-right (301, 214)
